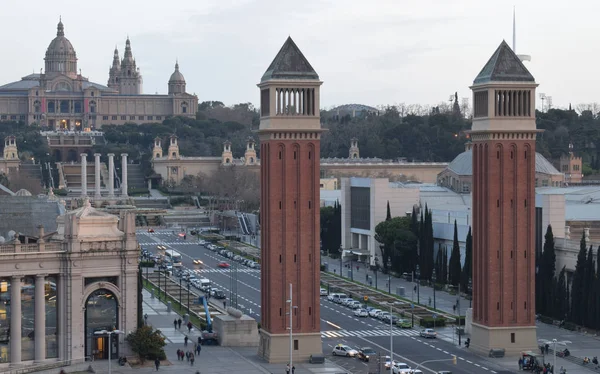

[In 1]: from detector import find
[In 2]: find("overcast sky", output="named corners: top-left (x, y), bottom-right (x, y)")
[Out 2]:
top-left (1, 0), bottom-right (596, 110)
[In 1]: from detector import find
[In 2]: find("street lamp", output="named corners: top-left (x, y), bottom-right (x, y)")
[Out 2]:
top-left (187, 279), bottom-right (191, 314)
top-left (539, 338), bottom-right (571, 374)
top-left (415, 264), bottom-right (420, 304)
top-left (374, 255), bottom-right (379, 290)
top-left (387, 301), bottom-right (400, 364)
top-left (338, 246), bottom-right (343, 278)
top-left (432, 269), bottom-right (437, 310)
top-left (387, 259), bottom-right (392, 294)
top-left (94, 329), bottom-right (123, 374)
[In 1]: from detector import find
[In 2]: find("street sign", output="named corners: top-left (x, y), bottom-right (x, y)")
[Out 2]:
top-left (363, 295), bottom-right (369, 301)
top-left (433, 314), bottom-right (438, 319)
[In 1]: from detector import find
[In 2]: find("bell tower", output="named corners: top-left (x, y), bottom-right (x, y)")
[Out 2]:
top-left (469, 40), bottom-right (539, 355)
top-left (244, 137), bottom-right (257, 165)
top-left (349, 138), bottom-right (360, 159)
top-left (167, 135), bottom-right (179, 160)
top-left (257, 37), bottom-right (323, 363)
top-left (222, 141), bottom-right (233, 165)
top-left (152, 137), bottom-right (163, 159)
top-left (3, 136), bottom-right (18, 160)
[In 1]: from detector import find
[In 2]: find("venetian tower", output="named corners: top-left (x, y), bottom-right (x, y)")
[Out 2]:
top-left (257, 37), bottom-right (322, 363)
top-left (469, 40), bottom-right (539, 355)
top-left (244, 137), bottom-right (257, 165)
top-left (153, 137), bottom-right (163, 159)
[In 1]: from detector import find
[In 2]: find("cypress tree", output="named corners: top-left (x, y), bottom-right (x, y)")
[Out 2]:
top-left (553, 267), bottom-right (567, 321)
top-left (461, 227), bottom-right (472, 293)
top-left (410, 205), bottom-right (418, 236)
top-left (570, 232), bottom-right (588, 325)
top-left (449, 220), bottom-right (461, 286)
top-left (425, 205), bottom-right (434, 281)
top-left (583, 247), bottom-right (595, 327)
top-left (419, 209), bottom-right (425, 278)
top-left (386, 201), bottom-right (392, 221)
top-left (540, 225), bottom-right (556, 315)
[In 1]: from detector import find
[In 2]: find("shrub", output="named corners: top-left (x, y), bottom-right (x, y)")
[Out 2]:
top-left (419, 317), bottom-right (446, 328)
top-left (126, 326), bottom-right (166, 363)
top-left (54, 188), bottom-right (68, 196)
top-left (320, 264), bottom-right (326, 271)
top-left (140, 260), bottom-right (156, 268)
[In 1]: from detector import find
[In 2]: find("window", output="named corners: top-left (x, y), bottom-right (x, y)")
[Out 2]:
top-left (89, 101), bottom-right (96, 113)
top-left (148, 115), bottom-right (153, 120)
top-left (74, 101), bottom-right (82, 113)
top-left (461, 184), bottom-right (470, 193)
top-left (130, 116), bottom-right (135, 120)
top-left (121, 116), bottom-right (126, 120)
top-left (19, 115), bottom-right (25, 120)
top-left (10, 115), bottom-right (16, 120)
top-left (574, 164), bottom-right (580, 171)
top-left (60, 100), bottom-right (69, 113)
top-left (474, 90), bottom-right (489, 117)
top-left (103, 116), bottom-right (109, 120)
top-left (48, 101), bottom-right (55, 113)
top-left (139, 116), bottom-right (144, 120)
top-left (294, 340), bottom-right (299, 350)
top-left (511, 333), bottom-right (515, 343)
top-left (111, 116), bottom-right (118, 121)
top-left (309, 307), bottom-right (312, 315)
top-left (156, 116), bottom-right (162, 120)
top-left (542, 180), bottom-right (548, 187)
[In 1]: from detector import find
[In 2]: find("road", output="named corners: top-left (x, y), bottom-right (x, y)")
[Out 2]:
top-left (137, 229), bottom-right (512, 374)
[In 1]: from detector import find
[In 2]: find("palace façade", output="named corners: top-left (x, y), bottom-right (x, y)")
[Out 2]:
top-left (0, 19), bottom-right (197, 130)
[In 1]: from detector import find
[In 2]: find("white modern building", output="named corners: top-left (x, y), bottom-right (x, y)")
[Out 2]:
top-left (339, 177), bottom-right (419, 263)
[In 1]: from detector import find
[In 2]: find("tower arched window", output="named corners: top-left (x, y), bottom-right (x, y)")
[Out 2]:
top-left (181, 102), bottom-right (188, 114)
top-left (89, 100), bottom-right (96, 113)
top-left (33, 100), bottom-right (41, 113)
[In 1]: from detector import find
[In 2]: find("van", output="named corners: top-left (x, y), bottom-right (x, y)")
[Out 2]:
top-left (199, 278), bottom-right (211, 291)
top-left (328, 293), bottom-right (347, 303)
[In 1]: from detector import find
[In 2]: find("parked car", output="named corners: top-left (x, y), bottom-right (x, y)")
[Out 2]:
top-left (357, 347), bottom-right (377, 362)
top-left (396, 319), bottom-right (412, 328)
top-left (210, 289), bottom-right (226, 299)
top-left (354, 309), bottom-right (369, 318)
top-left (320, 288), bottom-right (328, 296)
top-left (369, 309), bottom-right (382, 318)
top-left (419, 328), bottom-right (437, 338)
top-left (392, 362), bottom-right (412, 374)
top-left (332, 344), bottom-right (358, 357)
top-left (348, 301), bottom-right (362, 309)
top-left (378, 312), bottom-right (391, 321)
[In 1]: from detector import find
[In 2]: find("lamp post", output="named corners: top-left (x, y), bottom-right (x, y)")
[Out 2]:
top-left (287, 283), bottom-right (297, 373)
top-left (338, 246), bottom-right (343, 278)
top-left (411, 272), bottom-right (415, 328)
top-left (179, 275), bottom-right (183, 307)
top-left (387, 259), bottom-right (392, 294)
top-left (432, 269), bottom-right (437, 310)
top-left (374, 255), bottom-right (379, 290)
top-left (387, 302), bottom-right (396, 364)
top-left (94, 329), bottom-right (123, 374)
top-left (349, 251), bottom-right (355, 281)
top-left (457, 283), bottom-right (461, 346)
top-left (187, 279), bottom-right (191, 314)
top-left (539, 338), bottom-right (571, 374)
top-left (415, 264), bottom-right (420, 304)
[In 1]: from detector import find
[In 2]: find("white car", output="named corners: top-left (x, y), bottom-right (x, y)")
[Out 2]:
top-left (354, 308), bottom-right (369, 317)
top-left (320, 288), bottom-right (328, 296)
top-left (348, 301), bottom-right (362, 309)
top-left (340, 298), bottom-right (354, 306)
top-left (332, 344), bottom-right (358, 357)
top-left (384, 356), bottom-right (393, 370)
top-left (392, 362), bottom-right (412, 374)
top-left (420, 328), bottom-right (437, 338)
top-left (369, 309), bottom-right (382, 318)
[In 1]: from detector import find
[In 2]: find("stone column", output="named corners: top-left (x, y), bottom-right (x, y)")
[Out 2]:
top-left (108, 153), bottom-right (115, 198)
top-left (94, 153), bottom-right (101, 199)
top-left (34, 275), bottom-right (46, 362)
top-left (10, 276), bottom-right (22, 363)
top-left (121, 153), bottom-right (128, 197)
top-left (80, 153), bottom-right (87, 197)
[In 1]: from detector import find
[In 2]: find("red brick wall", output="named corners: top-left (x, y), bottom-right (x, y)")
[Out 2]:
top-left (260, 135), bottom-right (321, 335)
top-left (472, 138), bottom-right (536, 327)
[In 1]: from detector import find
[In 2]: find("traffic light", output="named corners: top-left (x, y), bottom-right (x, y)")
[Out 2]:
top-left (452, 355), bottom-right (457, 365)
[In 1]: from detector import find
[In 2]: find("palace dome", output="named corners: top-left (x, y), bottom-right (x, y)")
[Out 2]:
top-left (169, 62), bottom-right (185, 82)
top-left (44, 19), bottom-right (78, 77)
top-left (46, 20), bottom-right (76, 58)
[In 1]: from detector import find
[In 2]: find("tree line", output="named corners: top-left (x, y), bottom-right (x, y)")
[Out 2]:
top-left (537, 225), bottom-right (600, 330)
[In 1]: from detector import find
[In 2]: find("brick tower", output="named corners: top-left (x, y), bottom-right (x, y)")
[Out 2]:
top-left (257, 37), bottom-right (323, 363)
top-left (470, 40), bottom-right (539, 355)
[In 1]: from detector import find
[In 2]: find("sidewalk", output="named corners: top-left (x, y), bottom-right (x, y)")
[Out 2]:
top-left (46, 289), bottom-right (348, 374)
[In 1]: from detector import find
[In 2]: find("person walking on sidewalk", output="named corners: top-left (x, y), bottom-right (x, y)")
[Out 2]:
top-left (196, 343), bottom-right (201, 356)
top-left (176, 349), bottom-right (181, 361)
top-left (190, 352), bottom-right (195, 366)
top-left (184, 335), bottom-right (188, 346)
top-left (154, 357), bottom-right (160, 371)
top-left (286, 363), bottom-right (290, 374)
top-left (174, 318), bottom-right (178, 329)
top-left (177, 317), bottom-right (182, 329)
top-left (186, 351), bottom-right (190, 362)
top-left (187, 321), bottom-right (193, 333)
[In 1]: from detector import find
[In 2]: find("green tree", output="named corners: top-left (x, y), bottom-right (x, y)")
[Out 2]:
top-left (386, 201), bottom-right (392, 221)
top-left (423, 205), bottom-right (435, 281)
top-left (583, 246), bottom-right (596, 327)
top-left (126, 325), bottom-right (167, 363)
top-left (448, 220), bottom-right (461, 286)
top-left (553, 266), bottom-right (568, 321)
top-left (320, 205), bottom-right (335, 254)
top-left (460, 227), bottom-right (472, 293)
top-left (540, 225), bottom-right (556, 315)
top-left (375, 216), bottom-right (416, 273)
top-left (569, 232), bottom-right (588, 325)
top-left (137, 263), bottom-right (144, 328)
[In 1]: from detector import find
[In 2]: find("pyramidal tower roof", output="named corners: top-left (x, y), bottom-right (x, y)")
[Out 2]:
top-left (473, 40), bottom-right (534, 84)
top-left (261, 37), bottom-right (319, 82)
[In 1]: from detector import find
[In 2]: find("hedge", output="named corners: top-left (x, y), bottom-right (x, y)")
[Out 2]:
top-left (419, 317), bottom-right (446, 328)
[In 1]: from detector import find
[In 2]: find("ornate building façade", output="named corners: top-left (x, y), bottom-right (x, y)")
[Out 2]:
top-left (0, 19), bottom-right (197, 130)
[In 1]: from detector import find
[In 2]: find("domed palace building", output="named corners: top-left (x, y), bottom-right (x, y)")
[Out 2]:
top-left (0, 19), bottom-right (197, 130)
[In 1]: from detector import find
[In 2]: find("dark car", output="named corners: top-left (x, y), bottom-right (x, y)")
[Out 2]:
top-left (210, 289), bottom-right (226, 299)
top-left (357, 347), bottom-right (377, 362)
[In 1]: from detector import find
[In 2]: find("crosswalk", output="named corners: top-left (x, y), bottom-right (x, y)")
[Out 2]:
top-left (192, 268), bottom-right (260, 274)
top-left (321, 328), bottom-right (419, 339)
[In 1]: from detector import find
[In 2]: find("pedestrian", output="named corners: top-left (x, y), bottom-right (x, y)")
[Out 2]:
top-left (178, 318), bottom-right (182, 329)
top-left (187, 321), bottom-right (193, 333)
top-left (184, 335), bottom-right (188, 346)
top-left (518, 357), bottom-right (523, 370)
top-left (190, 352), bottom-right (195, 366)
top-left (194, 342), bottom-right (197, 352)
top-left (428, 297), bottom-right (432, 306)
top-left (286, 363), bottom-right (290, 374)
top-left (453, 305), bottom-right (456, 313)
top-left (144, 313), bottom-right (148, 325)
top-left (186, 351), bottom-right (190, 361)
top-left (180, 350), bottom-right (185, 361)
top-left (545, 344), bottom-right (549, 354)
top-left (174, 318), bottom-right (178, 329)
top-left (177, 349), bottom-right (181, 361)
top-left (196, 344), bottom-right (201, 356)
top-left (292, 365), bottom-right (296, 374)
top-left (223, 300), bottom-right (227, 309)
top-left (154, 357), bottom-right (160, 371)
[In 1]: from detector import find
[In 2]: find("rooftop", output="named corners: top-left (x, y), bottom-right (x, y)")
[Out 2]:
top-left (446, 149), bottom-right (561, 176)
top-left (473, 40), bottom-right (535, 84)
top-left (261, 37), bottom-right (319, 82)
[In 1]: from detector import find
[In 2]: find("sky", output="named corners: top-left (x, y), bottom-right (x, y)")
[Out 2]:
top-left (1, 0), bottom-right (597, 110)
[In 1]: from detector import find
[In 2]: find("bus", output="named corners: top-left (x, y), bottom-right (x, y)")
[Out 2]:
top-left (164, 250), bottom-right (183, 267)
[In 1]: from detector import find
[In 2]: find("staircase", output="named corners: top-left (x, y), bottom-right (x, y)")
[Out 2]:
top-left (133, 198), bottom-right (170, 209)
top-left (238, 214), bottom-right (250, 235)
top-left (162, 211), bottom-right (211, 228)
top-left (127, 164), bottom-right (146, 190)
top-left (61, 163), bottom-right (96, 190)
top-left (19, 163), bottom-right (44, 190)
